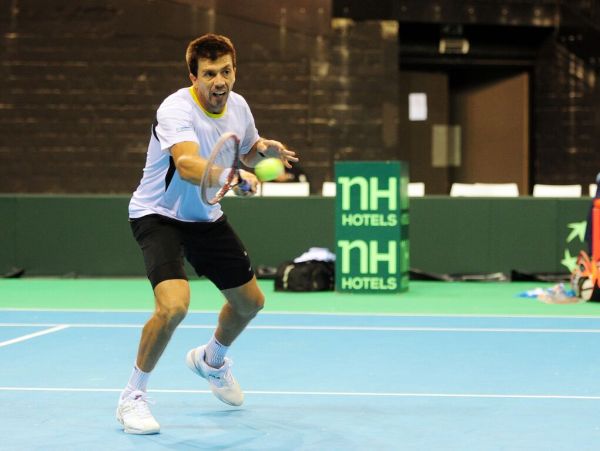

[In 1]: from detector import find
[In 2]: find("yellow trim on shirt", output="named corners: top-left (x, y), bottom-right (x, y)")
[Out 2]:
top-left (189, 87), bottom-right (226, 118)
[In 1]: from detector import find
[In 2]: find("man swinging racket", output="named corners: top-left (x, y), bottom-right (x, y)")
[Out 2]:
top-left (117, 33), bottom-right (298, 434)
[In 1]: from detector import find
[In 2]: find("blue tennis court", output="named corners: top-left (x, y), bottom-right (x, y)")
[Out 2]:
top-left (3, 304), bottom-right (600, 450)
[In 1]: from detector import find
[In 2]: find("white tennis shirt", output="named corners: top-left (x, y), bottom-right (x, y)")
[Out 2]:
top-left (129, 87), bottom-right (260, 222)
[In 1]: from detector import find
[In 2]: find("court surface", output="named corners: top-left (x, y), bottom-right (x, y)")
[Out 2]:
top-left (2, 279), bottom-right (600, 450)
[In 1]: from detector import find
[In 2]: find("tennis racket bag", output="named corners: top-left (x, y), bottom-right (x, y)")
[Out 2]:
top-left (274, 260), bottom-right (334, 292)
top-left (571, 251), bottom-right (600, 301)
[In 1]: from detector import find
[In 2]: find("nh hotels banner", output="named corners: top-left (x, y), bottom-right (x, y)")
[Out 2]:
top-left (335, 161), bottom-right (409, 293)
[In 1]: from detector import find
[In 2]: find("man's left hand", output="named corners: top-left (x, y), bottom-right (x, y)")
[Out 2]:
top-left (257, 139), bottom-right (299, 168)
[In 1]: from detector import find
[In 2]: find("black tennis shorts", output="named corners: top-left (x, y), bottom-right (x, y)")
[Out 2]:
top-left (130, 214), bottom-right (254, 290)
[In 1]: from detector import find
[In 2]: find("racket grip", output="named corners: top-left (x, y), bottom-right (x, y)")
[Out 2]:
top-left (238, 177), bottom-right (251, 192)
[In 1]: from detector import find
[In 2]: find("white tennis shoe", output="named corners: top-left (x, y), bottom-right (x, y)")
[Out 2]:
top-left (186, 345), bottom-right (244, 406)
top-left (116, 390), bottom-right (160, 435)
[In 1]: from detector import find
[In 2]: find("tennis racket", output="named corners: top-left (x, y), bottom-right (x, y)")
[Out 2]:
top-left (200, 132), bottom-right (250, 205)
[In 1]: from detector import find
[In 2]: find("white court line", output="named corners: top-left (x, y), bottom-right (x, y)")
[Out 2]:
top-left (0, 325), bottom-right (69, 348)
top-left (0, 386), bottom-right (599, 400)
top-left (2, 323), bottom-right (600, 333)
top-left (3, 307), bottom-right (600, 320)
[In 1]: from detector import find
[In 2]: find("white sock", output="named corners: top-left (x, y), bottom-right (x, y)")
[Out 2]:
top-left (121, 365), bottom-right (150, 399)
top-left (204, 335), bottom-right (229, 368)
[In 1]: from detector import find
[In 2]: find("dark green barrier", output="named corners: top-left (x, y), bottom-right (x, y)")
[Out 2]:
top-left (1, 195), bottom-right (140, 276)
top-left (409, 197), bottom-right (589, 275)
top-left (0, 196), bottom-right (17, 273)
top-left (0, 195), bottom-right (591, 277)
top-left (221, 197), bottom-right (335, 273)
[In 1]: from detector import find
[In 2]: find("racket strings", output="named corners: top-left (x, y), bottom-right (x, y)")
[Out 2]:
top-left (201, 132), bottom-right (242, 205)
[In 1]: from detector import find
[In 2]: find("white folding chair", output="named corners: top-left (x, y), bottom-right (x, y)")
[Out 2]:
top-left (261, 182), bottom-right (310, 197)
top-left (321, 181), bottom-right (336, 197)
top-left (590, 184), bottom-right (598, 197)
top-left (532, 184), bottom-right (582, 198)
top-left (408, 182), bottom-right (425, 197)
top-left (450, 183), bottom-right (473, 197)
top-left (450, 183), bottom-right (519, 197)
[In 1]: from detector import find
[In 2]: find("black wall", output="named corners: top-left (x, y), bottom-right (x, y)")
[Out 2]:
top-left (0, 0), bottom-right (398, 194)
top-left (1, 0), bottom-right (599, 194)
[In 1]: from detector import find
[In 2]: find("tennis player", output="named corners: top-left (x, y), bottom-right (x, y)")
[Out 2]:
top-left (117, 33), bottom-right (298, 434)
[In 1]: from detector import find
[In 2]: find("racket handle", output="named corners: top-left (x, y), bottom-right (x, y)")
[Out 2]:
top-left (238, 176), bottom-right (251, 192)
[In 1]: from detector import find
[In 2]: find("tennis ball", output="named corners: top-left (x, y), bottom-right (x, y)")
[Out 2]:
top-left (255, 158), bottom-right (284, 181)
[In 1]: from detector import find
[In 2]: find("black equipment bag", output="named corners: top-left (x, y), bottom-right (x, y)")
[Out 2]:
top-left (274, 260), bottom-right (335, 292)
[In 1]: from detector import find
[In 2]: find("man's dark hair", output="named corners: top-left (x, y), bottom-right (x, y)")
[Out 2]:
top-left (186, 34), bottom-right (236, 77)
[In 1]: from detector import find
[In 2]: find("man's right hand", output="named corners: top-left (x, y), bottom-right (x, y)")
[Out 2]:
top-left (233, 169), bottom-right (258, 197)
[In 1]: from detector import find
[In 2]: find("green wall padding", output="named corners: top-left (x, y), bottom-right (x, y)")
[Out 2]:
top-left (0, 195), bottom-right (591, 277)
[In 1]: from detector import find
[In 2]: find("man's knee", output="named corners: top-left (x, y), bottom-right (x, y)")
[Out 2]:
top-left (156, 299), bottom-right (189, 327)
top-left (222, 277), bottom-right (265, 318)
top-left (154, 279), bottom-right (190, 327)
top-left (234, 291), bottom-right (264, 318)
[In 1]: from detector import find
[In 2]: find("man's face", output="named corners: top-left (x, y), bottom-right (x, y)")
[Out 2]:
top-left (190, 54), bottom-right (236, 114)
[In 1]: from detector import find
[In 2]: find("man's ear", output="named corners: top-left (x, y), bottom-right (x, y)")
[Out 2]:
top-left (189, 73), bottom-right (197, 84)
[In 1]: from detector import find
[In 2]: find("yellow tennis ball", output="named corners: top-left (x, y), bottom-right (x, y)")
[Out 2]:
top-left (255, 158), bottom-right (284, 181)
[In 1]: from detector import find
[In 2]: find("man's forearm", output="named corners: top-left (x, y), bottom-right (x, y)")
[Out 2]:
top-left (240, 139), bottom-right (266, 168)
